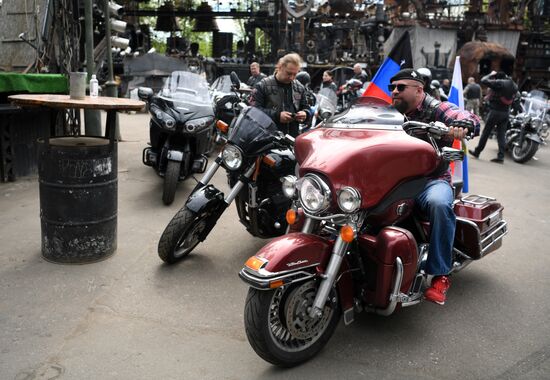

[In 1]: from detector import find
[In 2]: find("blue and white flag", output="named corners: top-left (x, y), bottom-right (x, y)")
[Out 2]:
top-left (448, 56), bottom-right (469, 193)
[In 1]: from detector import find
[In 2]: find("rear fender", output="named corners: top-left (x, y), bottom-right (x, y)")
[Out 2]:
top-left (239, 233), bottom-right (355, 311)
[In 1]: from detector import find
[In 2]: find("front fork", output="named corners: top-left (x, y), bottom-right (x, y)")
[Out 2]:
top-left (191, 153), bottom-right (256, 206)
top-left (309, 234), bottom-right (349, 318)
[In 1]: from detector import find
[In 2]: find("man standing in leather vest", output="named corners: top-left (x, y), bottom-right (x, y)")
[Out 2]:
top-left (390, 68), bottom-right (480, 306)
top-left (469, 71), bottom-right (518, 163)
top-left (249, 53), bottom-right (311, 137)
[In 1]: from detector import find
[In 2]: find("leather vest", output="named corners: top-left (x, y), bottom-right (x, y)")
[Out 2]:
top-left (261, 76), bottom-right (304, 113)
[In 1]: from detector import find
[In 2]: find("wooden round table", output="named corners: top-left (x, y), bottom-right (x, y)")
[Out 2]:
top-left (9, 95), bottom-right (145, 264)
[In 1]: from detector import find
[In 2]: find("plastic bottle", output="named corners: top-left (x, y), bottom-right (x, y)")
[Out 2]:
top-left (90, 74), bottom-right (99, 98)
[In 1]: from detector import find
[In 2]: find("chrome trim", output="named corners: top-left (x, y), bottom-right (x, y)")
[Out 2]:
top-left (199, 156), bottom-right (221, 185)
top-left (224, 164), bottom-right (256, 204)
top-left (481, 220), bottom-right (507, 255)
top-left (251, 262), bottom-right (321, 278)
top-left (337, 186), bottom-right (362, 213)
top-left (366, 257), bottom-right (403, 316)
top-left (451, 247), bottom-right (473, 273)
top-left (343, 307), bottom-right (354, 325)
top-left (302, 210), bottom-right (348, 221)
top-left (310, 234), bottom-right (349, 318)
top-left (299, 173), bottom-right (332, 214)
top-left (301, 217), bottom-right (318, 234)
top-left (460, 194), bottom-right (496, 205)
top-left (238, 267), bottom-right (317, 290)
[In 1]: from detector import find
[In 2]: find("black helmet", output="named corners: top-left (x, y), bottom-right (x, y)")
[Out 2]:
top-left (296, 71), bottom-right (311, 86)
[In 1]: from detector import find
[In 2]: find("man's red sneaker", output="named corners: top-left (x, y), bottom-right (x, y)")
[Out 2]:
top-left (424, 276), bottom-right (451, 305)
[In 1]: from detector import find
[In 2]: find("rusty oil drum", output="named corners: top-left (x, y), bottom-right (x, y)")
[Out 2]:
top-left (38, 137), bottom-right (117, 263)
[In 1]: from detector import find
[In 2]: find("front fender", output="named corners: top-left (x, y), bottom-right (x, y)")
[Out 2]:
top-left (239, 233), bottom-right (333, 290)
top-left (525, 133), bottom-right (542, 144)
top-left (185, 184), bottom-right (225, 214)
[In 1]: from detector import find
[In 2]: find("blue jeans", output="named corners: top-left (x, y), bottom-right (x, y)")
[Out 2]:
top-left (415, 179), bottom-right (455, 276)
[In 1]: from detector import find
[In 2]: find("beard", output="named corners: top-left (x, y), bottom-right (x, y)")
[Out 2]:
top-left (392, 98), bottom-right (410, 113)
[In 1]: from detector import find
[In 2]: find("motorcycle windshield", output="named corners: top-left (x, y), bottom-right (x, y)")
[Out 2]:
top-left (523, 90), bottom-right (549, 119)
top-left (228, 107), bottom-right (279, 156)
top-left (211, 75), bottom-right (233, 94)
top-left (160, 71), bottom-right (212, 106)
top-left (327, 96), bottom-right (404, 129)
top-left (316, 88), bottom-right (337, 116)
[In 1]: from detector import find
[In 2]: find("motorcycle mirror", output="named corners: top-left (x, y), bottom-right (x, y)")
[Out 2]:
top-left (137, 87), bottom-right (153, 101)
top-left (230, 72), bottom-right (241, 90)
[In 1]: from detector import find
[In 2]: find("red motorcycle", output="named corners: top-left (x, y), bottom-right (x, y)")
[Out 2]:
top-left (239, 97), bottom-right (508, 367)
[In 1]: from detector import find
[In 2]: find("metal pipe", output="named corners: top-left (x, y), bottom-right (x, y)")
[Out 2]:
top-left (84, 0), bottom-right (101, 135)
top-left (224, 164), bottom-right (256, 204)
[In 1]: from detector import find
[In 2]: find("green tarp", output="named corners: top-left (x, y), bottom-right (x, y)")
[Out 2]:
top-left (0, 73), bottom-right (69, 94)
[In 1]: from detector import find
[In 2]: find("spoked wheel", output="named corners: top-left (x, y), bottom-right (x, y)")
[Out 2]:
top-left (162, 160), bottom-right (181, 205)
top-left (244, 280), bottom-right (341, 367)
top-left (157, 207), bottom-right (208, 263)
top-left (511, 137), bottom-right (539, 163)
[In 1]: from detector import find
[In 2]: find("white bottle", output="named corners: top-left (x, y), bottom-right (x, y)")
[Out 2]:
top-left (90, 74), bottom-right (99, 98)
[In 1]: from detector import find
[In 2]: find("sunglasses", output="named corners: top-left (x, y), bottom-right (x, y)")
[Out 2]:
top-left (388, 83), bottom-right (421, 92)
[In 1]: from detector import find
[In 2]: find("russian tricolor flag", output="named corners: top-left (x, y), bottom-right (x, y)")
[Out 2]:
top-left (448, 56), bottom-right (469, 193)
top-left (362, 31), bottom-right (413, 102)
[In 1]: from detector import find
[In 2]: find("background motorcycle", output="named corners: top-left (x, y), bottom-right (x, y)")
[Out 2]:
top-left (336, 78), bottom-right (363, 112)
top-left (210, 72), bottom-right (251, 144)
top-left (157, 106), bottom-right (295, 264)
top-left (139, 71), bottom-right (215, 205)
top-left (505, 90), bottom-right (548, 163)
top-left (239, 97), bottom-right (508, 366)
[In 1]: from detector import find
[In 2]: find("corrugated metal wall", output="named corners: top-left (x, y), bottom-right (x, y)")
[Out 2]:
top-left (0, 0), bottom-right (49, 72)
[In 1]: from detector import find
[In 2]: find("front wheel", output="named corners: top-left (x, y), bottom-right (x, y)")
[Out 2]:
top-left (244, 280), bottom-right (341, 367)
top-left (157, 207), bottom-right (208, 263)
top-left (162, 160), bottom-right (181, 205)
top-left (511, 137), bottom-right (539, 163)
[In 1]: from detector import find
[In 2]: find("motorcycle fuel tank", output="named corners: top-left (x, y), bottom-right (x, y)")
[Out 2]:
top-left (295, 127), bottom-right (438, 209)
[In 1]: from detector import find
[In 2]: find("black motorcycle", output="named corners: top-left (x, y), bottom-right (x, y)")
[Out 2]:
top-left (505, 90), bottom-right (548, 163)
top-left (157, 106), bottom-right (296, 264)
top-left (139, 71), bottom-right (215, 205)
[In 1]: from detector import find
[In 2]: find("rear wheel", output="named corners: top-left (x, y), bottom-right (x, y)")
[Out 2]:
top-left (158, 207), bottom-right (208, 263)
top-left (511, 137), bottom-right (539, 163)
top-left (162, 160), bottom-right (180, 205)
top-left (244, 280), bottom-right (341, 367)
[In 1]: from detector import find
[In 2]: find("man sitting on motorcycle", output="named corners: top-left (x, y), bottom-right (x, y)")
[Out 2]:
top-left (389, 68), bottom-right (480, 305)
top-left (249, 53), bottom-right (311, 137)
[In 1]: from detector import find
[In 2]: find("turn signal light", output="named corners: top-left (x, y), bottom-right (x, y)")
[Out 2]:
top-left (269, 280), bottom-right (284, 289)
top-left (245, 256), bottom-right (266, 271)
top-left (286, 209), bottom-right (297, 225)
top-left (340, 225), bottom-right (355, 243)
top-left (262, 155), bottom-right (276, 167)
top-left (216, 120), bottom-right (229, 133)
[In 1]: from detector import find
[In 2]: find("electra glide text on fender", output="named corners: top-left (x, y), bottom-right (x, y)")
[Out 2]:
top-left (156, 107), bottom-right (296, 264)
top-left (239, 96), bottom-right (508, 367)
top-left (139, 71), bottom-right (215, 205)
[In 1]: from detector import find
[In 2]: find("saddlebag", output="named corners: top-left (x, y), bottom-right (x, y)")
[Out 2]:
top-left (454, 194), bottom-right (508, 260)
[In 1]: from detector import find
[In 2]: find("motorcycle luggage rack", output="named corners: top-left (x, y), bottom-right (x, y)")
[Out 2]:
top-left (460, 194), bottom-right (496, 206)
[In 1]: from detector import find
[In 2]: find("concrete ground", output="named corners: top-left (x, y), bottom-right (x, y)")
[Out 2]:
top-left (1, 112), bottom-right (549, 380)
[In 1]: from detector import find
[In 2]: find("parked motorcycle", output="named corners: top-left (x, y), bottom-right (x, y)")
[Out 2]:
top-left (239, 96), bottom-right (508, 366)
top-left (157, 106), bottom-right (296, 264)
top-left (336, 78), bottom-right (363, 112)
top-left (210, 72), bottom-right (251, 143)
top-left (139, 71), bottom-right (215, 205)
top-left (505, 90), bottom-right (548, 163)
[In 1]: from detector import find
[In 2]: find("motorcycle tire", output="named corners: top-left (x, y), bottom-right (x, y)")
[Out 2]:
top-left (162, 160), bottom-right (180, 205)
top-left (511, 137), bottom-right (539, 164)
top-left (157, 207), bottom-right (207, 264)
top-left (244, 280), bottom-right (341, 367)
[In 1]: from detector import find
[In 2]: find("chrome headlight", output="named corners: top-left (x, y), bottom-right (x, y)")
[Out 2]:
top-left (281, 175), bottom-right (297, 198)
top-left (222, 144), bottom-right (243, 170)
top-left (186, 116), bottom-right (214, 132)
top-left (299, 174), bottom-right (331, 214)
top-left (337, 187), bottom-right (361, 213)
